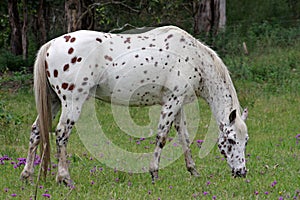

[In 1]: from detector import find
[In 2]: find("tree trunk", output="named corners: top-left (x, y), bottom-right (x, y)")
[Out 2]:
top-left (8, 0), bottom-right (22, 56)
top-left (65, 0), bottom-right (82, 32)
top-left (37, 0), bottom-right (47, 46)
top-left (81, 0), bottom-right (94, 30)
top-left (22, 0), bottom-right (28, 59)
top-left (193, 0), bottom-right (226, 35)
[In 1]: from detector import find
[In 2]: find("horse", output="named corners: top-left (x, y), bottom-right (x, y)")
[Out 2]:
top-left (21, 26), bottom-right (248, 185)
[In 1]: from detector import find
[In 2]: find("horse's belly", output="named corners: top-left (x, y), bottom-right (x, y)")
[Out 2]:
top-left (94, 80), bottom-right (164, 106)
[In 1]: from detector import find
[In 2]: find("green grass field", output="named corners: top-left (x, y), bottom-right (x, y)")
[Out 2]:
top-left (0, 46), bottom-right (299, 199)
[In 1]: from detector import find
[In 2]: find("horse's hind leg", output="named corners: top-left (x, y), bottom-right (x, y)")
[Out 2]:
top-left (20, 117), bottom-right (40, 183)
top-left (55, 99), bottom-right (85, 185)
top-left (21, 99), bottom-right (60, 182)
top-left (174, 108), bottom-right (199, 177)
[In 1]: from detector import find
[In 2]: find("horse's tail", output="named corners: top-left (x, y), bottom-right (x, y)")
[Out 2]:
top-left (34, 41), bottom-right (52, 177)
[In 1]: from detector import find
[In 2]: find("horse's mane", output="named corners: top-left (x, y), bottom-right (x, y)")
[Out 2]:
top-left (204, 45), bottom-right (242, 116)
top-left (215, 53), bottom-right (242, 115)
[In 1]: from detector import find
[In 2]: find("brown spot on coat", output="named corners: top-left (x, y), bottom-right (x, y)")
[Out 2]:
top-left (68, 47), bottom-right (74, 54)
top-left (45, 60), bottom-right (48, 69)
top-left (63, 64), bottom-right (69, 71)
top-left (104, 55), bottom-right (113, 62)
top-left (70, 37), bottom-right (76, 42)
top-left (54, 69), bottom-right (58, 77)
top-left (71, 57), bottom-right (77, 64)
top-left (167, 34), bottom-right (173, 39)
top-left (64, 35), bottom-right (71, 42)
top-left (68, 84), bottom-right (75, 91)
top-left (62, 83), bottom-right (69, 90)
top-left (96, 38), bottom-right (102, 43)
top-left (124, 37), bottom-right (131, 44)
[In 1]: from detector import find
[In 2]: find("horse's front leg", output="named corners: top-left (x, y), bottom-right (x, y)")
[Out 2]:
top-left (20, 118), bottom-right (40, 183)
top-left (149, 97), bottom-right (182, 183)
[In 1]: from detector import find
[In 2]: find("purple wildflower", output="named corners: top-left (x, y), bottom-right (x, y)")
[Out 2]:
top-left (169, 185), bottom-right (173, 189)
top-left (271, 180), bottom-right (277, 187)
top-left (203, 191), bottom-right (208, 196)
top-left (207, 181), bottom-right (211, 185)
top-left (11, 193), bottom-right (17, 197)
top-left (173, 142), bottom-right (178, 147)
top-left (254, 191), bottom-right (259, 195)
top-left (4, 188), bottom-right (8, 192)
top-left (197, 140), bottom-right (204, 143)
top-left (42, 194), bottom-right (51, 198)
top-left (265, 191), bottom-right (269, 195)
top-left (213, 196), bottom-right (217, 199)
top-left (278, 197), bottom-right (283, 200)
top-left (136, 141), bottom-right (141, 145)
top-left (296, 134), bottom-right (300, 144)
top-left (91, 181), bottom-right (94, 185)
top-left (90, 166), bottom-right (96, 173)
top-left (196, 140), bottom-right (204, 148)
top-left (127, 181), bottom-right (132, 187)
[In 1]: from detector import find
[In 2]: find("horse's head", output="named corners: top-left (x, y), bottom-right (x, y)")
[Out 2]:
top-left (218, 108), bottom-right (248, 178)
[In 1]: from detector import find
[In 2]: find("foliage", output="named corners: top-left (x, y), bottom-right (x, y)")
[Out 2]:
top-left (0, 50), bottom-right (34, 72)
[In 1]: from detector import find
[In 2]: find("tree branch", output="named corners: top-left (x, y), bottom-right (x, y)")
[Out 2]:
top-left (76, 1), bottom-right (140, 30)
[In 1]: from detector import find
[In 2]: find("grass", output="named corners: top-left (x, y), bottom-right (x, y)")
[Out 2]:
top-left (0, 46), bottom-right (300, 199)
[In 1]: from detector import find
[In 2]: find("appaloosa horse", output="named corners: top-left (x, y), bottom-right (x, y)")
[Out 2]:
top-left (21, 26), bottom-right (248, 185)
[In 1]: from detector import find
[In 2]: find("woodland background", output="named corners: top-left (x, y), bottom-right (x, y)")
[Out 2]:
top-left (1, 0), bottom-right (299, 73)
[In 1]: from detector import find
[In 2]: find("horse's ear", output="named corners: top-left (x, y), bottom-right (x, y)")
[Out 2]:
top-left (241, 108), bottom-right (248, 121)
top-left (229, 109), bottom-right (236, 124)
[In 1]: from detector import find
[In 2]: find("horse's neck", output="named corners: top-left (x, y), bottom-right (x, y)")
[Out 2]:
top-left (200, 65), bottom-right (238, 124)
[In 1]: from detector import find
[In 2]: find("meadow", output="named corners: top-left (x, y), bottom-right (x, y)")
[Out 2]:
top-left (0, 41), bottom-right (300, 199)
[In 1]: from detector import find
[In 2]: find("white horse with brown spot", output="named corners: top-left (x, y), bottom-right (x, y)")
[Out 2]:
top-left (21, 26), bottom-right (248, 185)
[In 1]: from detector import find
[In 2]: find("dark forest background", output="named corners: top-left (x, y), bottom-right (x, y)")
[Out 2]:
top-left (0, 0), bottom-right (299, 74)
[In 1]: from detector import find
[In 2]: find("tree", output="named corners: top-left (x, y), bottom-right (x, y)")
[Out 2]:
top-left (21, 0), bottom-right (28, 59)
top-left (193, 0), bottom-right (226, 35)
top-left (37, 0), bottom-right (47, 46)
top-left (8, 0), bottom-right (22, 56)
top-left (65, 0), bottom-right (82, 32)
top-left (65, 0), bottom-right (96, 32)
top-left (7, 0), bottom-right (29, 59)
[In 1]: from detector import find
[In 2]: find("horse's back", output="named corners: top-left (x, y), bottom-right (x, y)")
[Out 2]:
top-left (45, 26), bottom-right (204, 105)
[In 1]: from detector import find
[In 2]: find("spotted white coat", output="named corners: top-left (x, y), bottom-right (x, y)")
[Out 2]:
top-left (21, 26), bottom-right (248, 185)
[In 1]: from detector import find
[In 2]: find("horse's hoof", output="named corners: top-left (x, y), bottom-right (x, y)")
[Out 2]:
top-left (189, 168), bottom-right (200, 177)
top-left (20, 170), bottom-right (34, 184)
top-left (150, 170), bottom-right (159, 184)
top-left (56, 175), bottom-right (74, 187)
